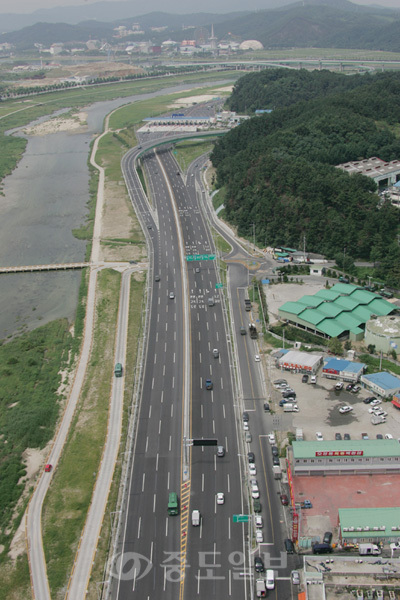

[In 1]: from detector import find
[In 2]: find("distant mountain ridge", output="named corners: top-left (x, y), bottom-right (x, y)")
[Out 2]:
top-left (1, 0), bottom-right (400, 52)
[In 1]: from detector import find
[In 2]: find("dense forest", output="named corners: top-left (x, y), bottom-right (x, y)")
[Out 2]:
top-left (211, 69), bottom-right (400, 286)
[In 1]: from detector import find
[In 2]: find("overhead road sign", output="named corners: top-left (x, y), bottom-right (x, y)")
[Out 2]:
top-left (233, 515), bottom-right (249, 523)
top-left (186, 254), bottom-right (216, 261)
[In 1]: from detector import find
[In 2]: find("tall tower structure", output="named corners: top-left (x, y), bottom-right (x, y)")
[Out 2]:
top-left (209, 24), bottom-right (217, 52)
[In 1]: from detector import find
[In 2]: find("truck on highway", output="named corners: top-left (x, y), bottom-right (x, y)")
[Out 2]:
top-left (359, 543), bottom-right (381, 556)
top-left (191, 509), bottom-right (201, 526)
top-left (249, 323), bottom-right (258, 339)
top-left (283, 403), bottom-right (299, 412)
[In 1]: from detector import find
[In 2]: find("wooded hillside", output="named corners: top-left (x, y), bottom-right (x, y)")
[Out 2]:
top-left (211, 69), bottom-right (400, 285)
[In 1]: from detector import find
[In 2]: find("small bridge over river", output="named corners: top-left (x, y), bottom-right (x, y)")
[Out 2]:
top-left (0, 262), bottom-right (90, 274)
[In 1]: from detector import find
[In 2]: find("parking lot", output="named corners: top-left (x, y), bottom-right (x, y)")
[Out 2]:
top-left (266, 361), bottom-right (400, 443)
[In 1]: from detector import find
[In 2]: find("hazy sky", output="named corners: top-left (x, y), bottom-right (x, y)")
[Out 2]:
top-left (1, 0), bottom-right (400, 14)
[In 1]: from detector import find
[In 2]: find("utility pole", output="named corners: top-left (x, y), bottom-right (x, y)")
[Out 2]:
top-left (251, 223), bottom-right (255, 253)
top-left (343, 246), bottom-right (346, 271)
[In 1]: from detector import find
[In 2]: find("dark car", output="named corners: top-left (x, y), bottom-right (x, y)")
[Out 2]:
top-left (346, 383), bottom-right (354, 392)
top-left (155, 275), bottom-right (160, 282)
top-left (271, 446), bottom-right (279, 457)
top-left (302, 374), bottom-right (309, 383)
top-left (376, 434), bottom-right (384, 440)
top-left (263, 402), bottom-right (270, 412)
top-left (248, 452), bottom-right (255, 463)
top-left (273, 456), bottom-right (280, 466)
top-left (335, 433), bottom-right (342, 440)
top-left (282, 390), bottom-right (296, 398)
top-left (284, 538), bottom-right (294, 553)
top-left (205, 379), bottom-right (213, 390)
top-left (254, 557), bottom-right (265, 572)
top-left (243, 412), bottom-right (249, 422)
top-left (280, 494), bottom-right (289, 505)
top-left (313, 543), bottom-right (333, 554)
top-left (323, 531), bottom-right (333, 545)
top-left (253, 499), bottom-right (262, 513)
top-left (364, 396), bottom-right (377, 404)
top-left (344, 433), bottom-right (351, 440)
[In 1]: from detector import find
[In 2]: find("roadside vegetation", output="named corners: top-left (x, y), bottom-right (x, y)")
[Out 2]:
top-left (42, 268), bottom-right (121, 596)
top-left (174, 139), bottom-right (214, 173)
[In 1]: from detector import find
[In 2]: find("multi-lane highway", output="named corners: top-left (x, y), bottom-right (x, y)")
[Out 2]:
top-left (113, 124), bottom-right (299, 599)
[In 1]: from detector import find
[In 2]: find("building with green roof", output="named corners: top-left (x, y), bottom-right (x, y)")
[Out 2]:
top-left (339, 507), bottom-right (400, 543)
top-left (292, 440), bottom-right (400, 476)
top-left (278, 283), bottom-right (396, 342)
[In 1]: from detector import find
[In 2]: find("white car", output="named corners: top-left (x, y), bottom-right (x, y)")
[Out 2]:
top-left (375, 410), bottom-right (388, 417)
top-left (310, 375), bottom-right (317, 384)
top-left (243, 422), bottom-right (249, 431)
top-left (268, 433), bottom-right (276, 445)
top-left (339, 405), bottom-right (353, 414)
top-left (335, 382), bottom-right (343, 390)
top-left (255, 354), bottom-right (261, 362)
top-left (255, 515), bottom-right (263, 528)
top-left (316, 432), bottom-right (324, 441)
top-left (169, 291), bottom-right (175, 299)
top-left (371, 399), bottom-right (382, 406)
top-left (256, 530), bottom-right (264, 543)
top-left (216, 493), bottom-right (225, 505)
top-left (385, 433), bottom-right (394, 439)
top-left (249, 464), bottom-right (257, 476)
top-left (251, 484), bottom-right (260, 499)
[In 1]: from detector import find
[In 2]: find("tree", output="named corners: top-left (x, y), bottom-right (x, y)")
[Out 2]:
top-left (328, 337), bottom-right (343, 355)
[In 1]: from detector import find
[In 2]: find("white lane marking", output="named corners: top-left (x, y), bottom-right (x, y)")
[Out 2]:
top-left (167, 472), bottom-right (170, 488)
top-left (213, 420), bottom-right (215, 434)
top-left (159, 420), bottom-right (161, 435)
top-left (153, 494), bottom-right (156, 513)
top-left (145, 436), bottom-right (148, 452)
top-left (171, 404), bottom-right (174, 418)
top-left (206, 322), bottom-right (209, 331)
top-left (163, 365), bottom-right (166, 376)
top-left (228, 518), bottom-right (231, 540)
top-left (166, 322), bottom-right (168, 332)
top-left (165, 518), bottom-right (168, 543)
top-left (161, 390), bottom-right (164, 403)
top-left (165, 342), bottom-right (167, 352)
top-left (201, 404), bottom-right (203, 418)
top-left (152, 377), bottom-right (154, 389)
top-left (223, 405), bottom-right (226, 419)
top-left (169, 436), bottom-right (172, 451)
top-left (150, 541), bottom-right (153, 565)
top-left (198, 331), bottom-right (201, 341)
top-left (156, 453), bottom-right (159, 471)
top-left (142, 473), bottom-right (145, 492)
top-left (173, 352), bottom-right (176, 363)
top-left (221, 377), bottom-right (224, 389)
top-left (137, 517), bottom-right (141, 539)
top-left (148, 406), bottom-right (152, 419)
top-left (227, 473), bottom-right (230, 493)
top-left (156, 332), bottom-right (159, 342)
top-left (202, 473), bottom-right (205, 492)
top-left (154, 354), bottom-right (157, 364)
top-left (199, 352), bottom-right (202, 364)
top-left (216, 331), bottom-right (219, 341)
top-left (172, 376), bottom-right (175, 389)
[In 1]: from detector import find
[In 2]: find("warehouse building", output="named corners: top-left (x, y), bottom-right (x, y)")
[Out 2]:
top-left (278, 283), bottom-right (395, 341)
top-left (291, 440), bottom-right (400, 476)
top-left (361, 372), bottom-right (400, 399)
top-left (339, 507), bottom-right (400, 544)
top-left (322, 357), bottom-right (366, 383)
top-left (275, 349), bottom-right (323, 373)
top-left (336, 157), bottom-right (400, 187)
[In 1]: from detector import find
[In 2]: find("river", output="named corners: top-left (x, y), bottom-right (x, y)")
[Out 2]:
top-left (0, 81), bottom-right (229, 340)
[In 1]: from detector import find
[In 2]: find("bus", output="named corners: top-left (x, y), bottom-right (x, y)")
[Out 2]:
top-left (114, 363), bottom-right (123, 377)
top-left (168, 492), bottom-right (179, 516)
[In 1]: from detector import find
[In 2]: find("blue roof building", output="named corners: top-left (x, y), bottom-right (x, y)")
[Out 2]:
top-left (361, 372), bottom-right (400, 398)
top-left (323, 357), bottom-right (366, 382)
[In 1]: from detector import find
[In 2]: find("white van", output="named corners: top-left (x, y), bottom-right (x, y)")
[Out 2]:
top-left (191, 510), bottom-right (200, 526)
top-left (266, 569), bottom-right (275, 590)
top-left (256, 579), bottom-right (266, 597)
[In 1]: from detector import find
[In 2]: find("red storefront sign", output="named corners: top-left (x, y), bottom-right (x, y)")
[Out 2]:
top-left (292, 511), bottom-right (299, 542)
top-left (315, 450), bottom-right (363, 457)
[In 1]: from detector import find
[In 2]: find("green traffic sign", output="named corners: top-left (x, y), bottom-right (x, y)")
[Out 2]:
top-left (215, 283), bottom-right (223, 289)
top-left (186, 254), bottom-right (215, 262)
top-left (233, 514), bottom-right (249, 523)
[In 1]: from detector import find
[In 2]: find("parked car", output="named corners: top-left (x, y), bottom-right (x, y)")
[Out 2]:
top-left (323, 531), bottom-right (333, 545)
top-left (371, 399), bottom-right (382, 406)
top-left (351, 385), bottom-right (361, 393)
top-left (243, 422), bottom-right (249, 431)
top-left (316, 432), bottom-right (324, 441)
top-left (272, 456), bottom-right (280, 466)
top-left (291, 570), bottom-right (300, 585)
top-left (253, 499), bottom-right (261, 513)
top-left (255, 354), bottom-right (261, 362)
top-left (302, 374), bottom-right (309, 383)
top-left (310, 375), bottom-right (317, 384)
top-left (335, 433), bottom-right (342, 440)
top-left (339, 405), bottom-right (353, 414)
top-left (376, 434), bottom-right (383, 439)
top-left (263, 402), bottom-right (270, 412)
top-left (346, 383), bottom-right (354, 391)
top-left (335, 382), bottom-right (344, 390)
top-left (364, 396), bottom-right (377, 404)
top-left (169, 291), bottom-right (175, 299)
top-left (344, 433), bottom-right (351, 440)
top-left (282, 390), bottom-right (296, 398)
top-left (248, 452), bottom-right (255, 463)
top-left (243, 412), bottom-right (249, 422)
top-left (385, 434), bottom-right (394, 439)
top-left (271, 446), bottom-right (279, 457)
top-left (361, 433), bottom-right (369, 440)
top-left (280, 494), bottom-right (289, 505)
